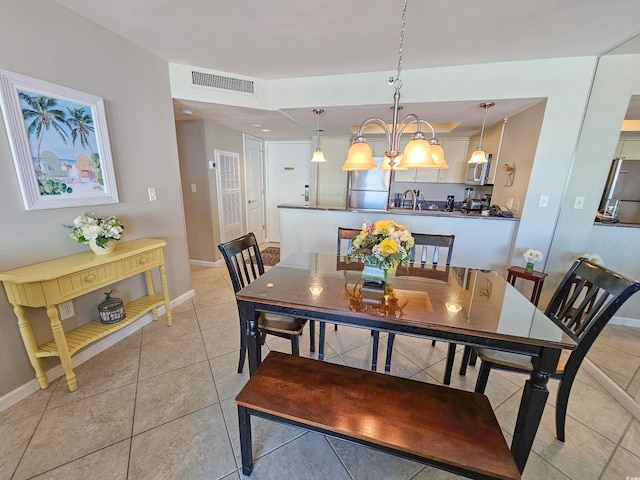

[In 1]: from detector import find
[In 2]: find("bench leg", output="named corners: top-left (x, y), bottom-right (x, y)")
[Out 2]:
top-left (238, 405), bottom-right (254, 475)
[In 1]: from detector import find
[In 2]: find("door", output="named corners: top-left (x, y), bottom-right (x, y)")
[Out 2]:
top-left (265, 141), bottom-right (311, 242)
top-left (244, 134), bottom-right (265, 244)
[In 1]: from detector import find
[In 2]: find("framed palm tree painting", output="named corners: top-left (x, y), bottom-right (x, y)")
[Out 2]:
top-left (0, 70), bottom-right (118, 210)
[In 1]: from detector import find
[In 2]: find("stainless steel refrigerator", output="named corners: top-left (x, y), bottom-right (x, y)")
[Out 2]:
top-left (599, 158), bottom-right (640, 223)
top-left (346, 157), bottom-right (391, 210)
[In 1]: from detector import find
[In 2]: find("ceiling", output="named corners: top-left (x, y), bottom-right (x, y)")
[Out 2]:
top-left (53, 0), bottom-right (640, 140)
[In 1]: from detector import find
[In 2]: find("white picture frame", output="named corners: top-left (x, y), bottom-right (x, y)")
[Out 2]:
top-left (0, 70), bottom-right (119, 210)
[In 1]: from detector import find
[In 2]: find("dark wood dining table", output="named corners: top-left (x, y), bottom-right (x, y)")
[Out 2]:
top-left (236, 252), bottom-right (577, 473)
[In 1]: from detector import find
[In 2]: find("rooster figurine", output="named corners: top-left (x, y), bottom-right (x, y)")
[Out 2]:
top-left (503, 163), bottom-right (515, 186)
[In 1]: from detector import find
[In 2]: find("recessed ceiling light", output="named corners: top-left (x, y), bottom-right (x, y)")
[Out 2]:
top-left (251, 124), bottom-right (262, 128)
top-left (180, 109), bottom-right (193, 115)
top-left (261, 128), bottom-right (270, 132)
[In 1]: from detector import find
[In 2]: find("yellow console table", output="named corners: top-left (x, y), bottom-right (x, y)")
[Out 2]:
top-left (0, 238), bottom-right (172, 392)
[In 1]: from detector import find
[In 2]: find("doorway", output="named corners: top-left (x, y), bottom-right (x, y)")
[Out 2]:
top-left (244, 134), bottom-right (266, 244)
top-left (264, 140), bottom-right (311, 242)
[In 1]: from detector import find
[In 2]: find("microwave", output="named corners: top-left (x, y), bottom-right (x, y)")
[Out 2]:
top-left (465, 153), bottom-right (492, 185)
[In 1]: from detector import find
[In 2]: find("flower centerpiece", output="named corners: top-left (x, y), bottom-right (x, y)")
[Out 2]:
top-left (581, 253), bottom-right (603, 265)
top-left (346, 220), bottom-right (414, 284)
top-left (66, 213), bottom-right (124, 254)
top-left (523, 248), bottom-right (543, 273)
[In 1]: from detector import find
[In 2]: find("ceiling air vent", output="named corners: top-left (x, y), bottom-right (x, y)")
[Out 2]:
top-left (191, 70), bottom-right (255, 94)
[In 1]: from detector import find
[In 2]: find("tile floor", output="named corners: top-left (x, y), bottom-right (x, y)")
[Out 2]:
top-left (1, 262), bottom-right (640, 479)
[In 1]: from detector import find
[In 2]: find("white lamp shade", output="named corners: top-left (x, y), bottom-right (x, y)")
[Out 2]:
top-left (379, 153), bottom-right (407, 170)
top-left (468, 148), bottom-right (488, 164)
top-left (402, 138), bottom-right (437, 168)
top-left (430, 143), bottom-right (448, 168)
top-left (311, 148), bottom-right (326, 163)
top-left (342, 141), bottom-right (376, 170)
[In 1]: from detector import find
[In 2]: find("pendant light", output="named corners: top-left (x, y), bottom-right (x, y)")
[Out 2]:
top-left (311, 108), bottom-right (327, 163)
top-left (468, 102), bottom-right (495, 164)
top-left (341, 0), bottom-right (442, 172)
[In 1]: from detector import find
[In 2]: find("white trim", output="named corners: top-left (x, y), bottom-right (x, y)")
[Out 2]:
top-left (189, 259), bottom-right (220, 268)
top-left (609, 315), bottom-right (640, 328)
top-left (583, 358), bottom-right (640, 421)
top-left (0, 290), bottom-right (194, 413)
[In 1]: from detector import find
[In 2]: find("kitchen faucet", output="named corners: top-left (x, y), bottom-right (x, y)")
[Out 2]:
top-left (402, 189), bottom-right (418, 212)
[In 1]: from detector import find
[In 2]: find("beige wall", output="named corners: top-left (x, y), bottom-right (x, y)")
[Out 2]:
top-left (491, 100), bottom-right (547, 217)
top-left (176, 119), bottom-right (246, 263)
top-left (0, 0), bottom-right (191, 395)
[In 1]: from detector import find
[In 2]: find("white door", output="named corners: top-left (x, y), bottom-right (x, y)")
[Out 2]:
top-left (244, 134), bottom-right (265, 244)
top-left (265, 141), bottom-right (311, 242)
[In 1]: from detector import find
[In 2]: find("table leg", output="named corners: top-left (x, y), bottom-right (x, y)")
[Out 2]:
top-left (46, 305), bottom-right (77, 392)
top-left (14, 305), bottom-right (49, 389)
top-left (239, 300), bottom-right (261, 375)
top-left (159, 264), bottom-right (172, 326)
top-left (144, 270), bottom-right (158, 321)
top-left (511, 347), bottom-right (561, 472)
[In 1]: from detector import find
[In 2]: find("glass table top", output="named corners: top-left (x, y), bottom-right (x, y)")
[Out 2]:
top-left (237, 252), bottom-right (577, 350)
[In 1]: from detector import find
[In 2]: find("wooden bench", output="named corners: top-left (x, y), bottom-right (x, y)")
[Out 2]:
top-left (236, 351), bottom-right (520, 480)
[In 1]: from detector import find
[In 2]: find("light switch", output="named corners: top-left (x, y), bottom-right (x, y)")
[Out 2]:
top-left (191, 183), bottom-right (197, 193)
top-left (539, 195), bottom-right (549, 208)
top-left (574, 196), bottom-right (585, 209)
top-left (148, 187), bottom-right (157, 201)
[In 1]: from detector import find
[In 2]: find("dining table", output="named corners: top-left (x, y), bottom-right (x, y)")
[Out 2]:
top-left (235, 252), bottom-right (577, 473)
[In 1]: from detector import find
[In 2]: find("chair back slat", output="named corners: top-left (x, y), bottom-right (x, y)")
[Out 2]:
top-left (409, 233), bottom-right (455, 267)
top-left (337, 227), bottom-right (362, 257)
top-left (218, 232), bottom-right (265, 294)
top-left (545, 258), bottom-right (640, 346)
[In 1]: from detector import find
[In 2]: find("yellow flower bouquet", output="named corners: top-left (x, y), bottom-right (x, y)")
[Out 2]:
top-left (347, 220), bottom-right (415, 271)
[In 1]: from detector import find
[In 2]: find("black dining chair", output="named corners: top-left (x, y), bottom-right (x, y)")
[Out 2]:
top-left (379, 233), bottom-right (456, 378)
top-left (473, 257), bottom-right (640, 441)
top-left (316, 227), bottom-right (363, 361)
top-left (218, 233), bottom-right (311, 373)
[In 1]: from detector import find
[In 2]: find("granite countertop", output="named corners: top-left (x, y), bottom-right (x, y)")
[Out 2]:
top-left (278, 204), bottom-right (520, 221)
top-left (593, 220), bottom-right (640, 229)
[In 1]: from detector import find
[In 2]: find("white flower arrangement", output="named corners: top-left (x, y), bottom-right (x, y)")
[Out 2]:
top-left (523, 249), bottom-right (544, 264)
top-left (66, 213), bottom-right (124, 248)
top-left (581, 253), bottom-right (603, 265)
top-left (347, 220), bottom-right (415, 270)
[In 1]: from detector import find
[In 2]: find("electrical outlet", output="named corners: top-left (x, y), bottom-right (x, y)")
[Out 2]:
top-left (513, 199), bottom-right (520, 211)
top-left (59, 300), bottom-right (75, 320)
top-left (539, 195), bottom-right (549, 208)
top-left (574, 196), bottom-right (585, 209)
top-left (148, 187), bottom-right (157, 201)
top-left (505, 198), bottom-right (513, 209)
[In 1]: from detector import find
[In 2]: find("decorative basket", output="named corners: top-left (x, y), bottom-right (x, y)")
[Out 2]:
top-left (98, 291), bottom-right (125, 325)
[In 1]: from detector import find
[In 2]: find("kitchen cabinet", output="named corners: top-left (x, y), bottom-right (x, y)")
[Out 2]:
top-left (616, 139), bottom-right (640, 159)
top-left (465, 120), bottom-right (506, 185)
top-left (393, 138), bottom-right (469, 183)
top-left (438, 138), bottom-right (470, 183)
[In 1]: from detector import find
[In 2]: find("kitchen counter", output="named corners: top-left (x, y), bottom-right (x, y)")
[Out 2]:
top-left (278, 204), bottom-right (519, 221)
top-left (593, 221), bottom-right (640, 229)
top-left (278, 205), bottom-right (519, 271)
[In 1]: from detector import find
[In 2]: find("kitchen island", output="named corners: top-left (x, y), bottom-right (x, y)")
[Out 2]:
top-left (279, 205), bottom-right (519, 272)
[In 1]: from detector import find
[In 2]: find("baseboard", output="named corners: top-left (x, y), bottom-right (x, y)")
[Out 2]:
top-left (609, 315), bottom-right (640, 328)
top-left (189, 259), bottom-right (223, 267)
top-left (583, 358), bottom-right (640, 421)
top-left (0, 290), bottom-right (195, 413)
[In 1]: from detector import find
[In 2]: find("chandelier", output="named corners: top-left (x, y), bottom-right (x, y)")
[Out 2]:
top-left (341, 0), bottom-right (447, 172)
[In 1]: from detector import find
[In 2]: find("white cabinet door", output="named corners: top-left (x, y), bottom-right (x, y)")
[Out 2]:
top-left (620, 140), bottom-right (640, 158)
top-left (438, 138), bottom-right (469, 183)
top-left (484, 121), bottom-right (506, 184)
top-left (415, 169), bottom-right (439, 182)
top-left (393, 169), bottom-right (417, 182)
